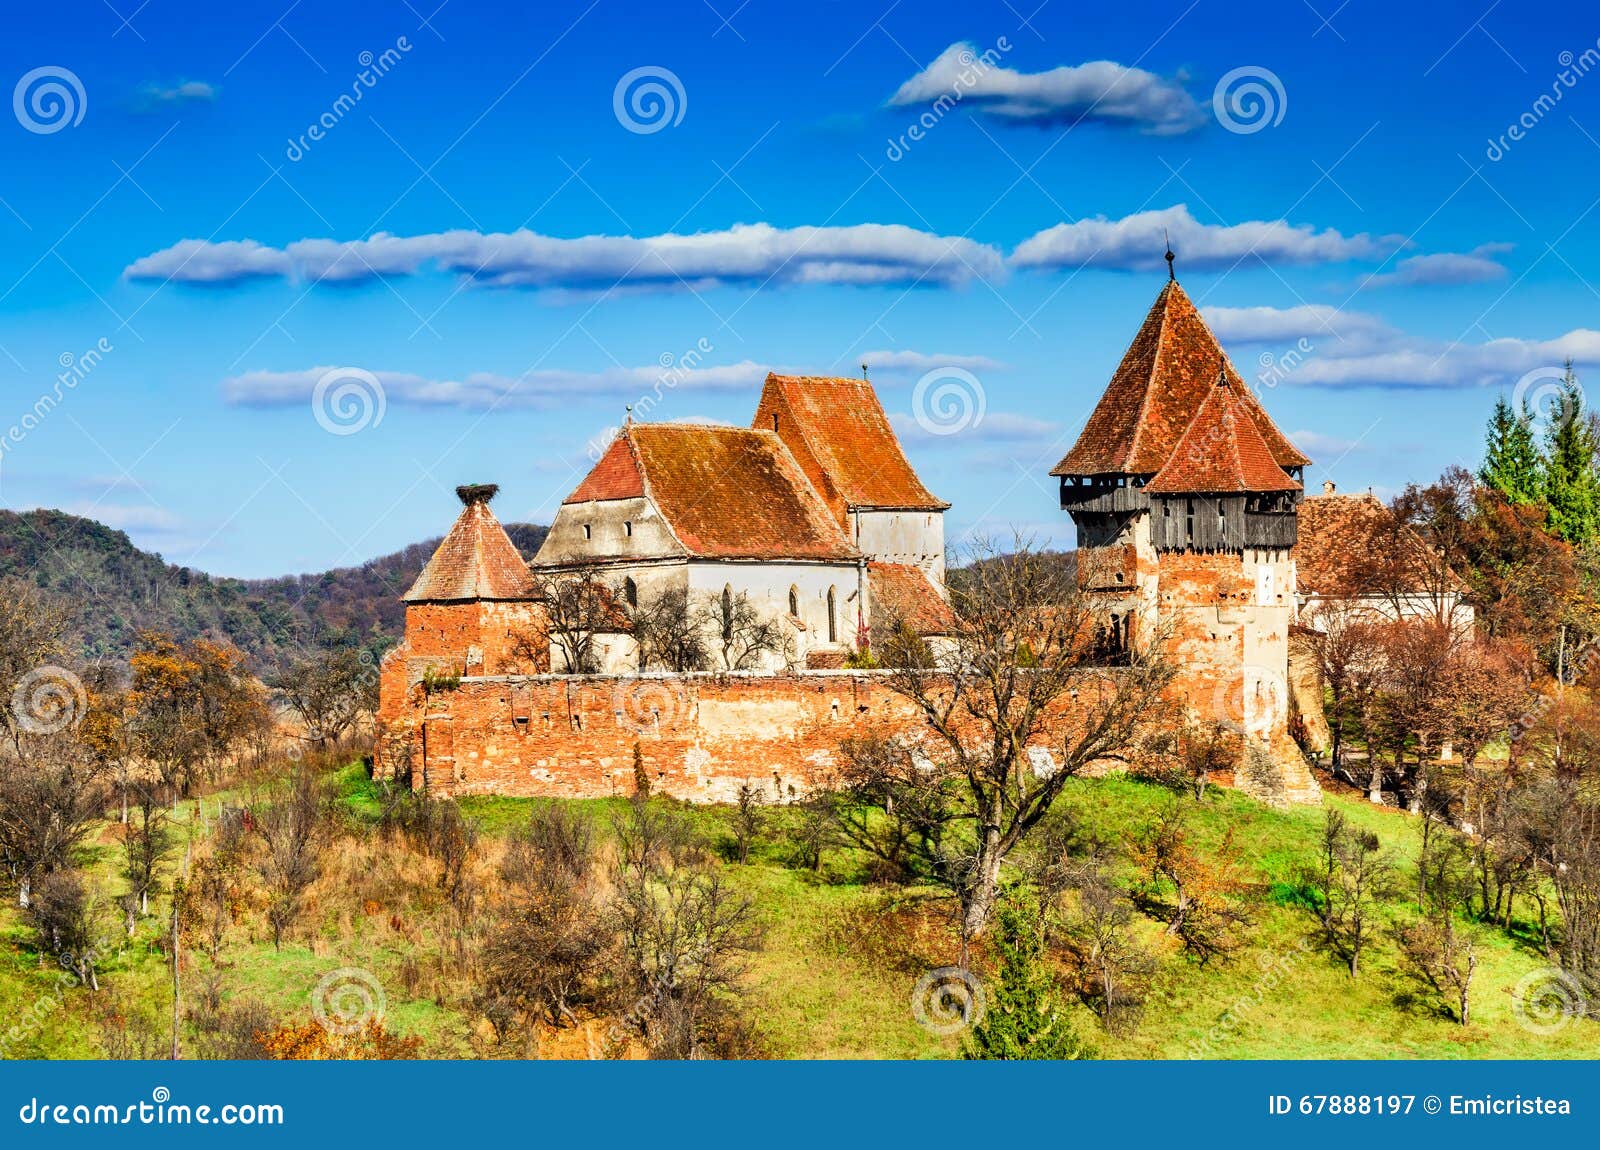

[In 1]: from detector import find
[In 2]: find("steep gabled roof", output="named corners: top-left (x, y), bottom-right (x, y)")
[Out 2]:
top-left (1146, 377), bottom-right (1303, 494)
top-left (565, 423), bottom-right (857, 561)
top-left (1295, 493), bottom-right (1468, 597)
top-left (755, 373), bottom-right (948, 518)
top-left (403, 486), bottom-right (532, 602)
top-left (565, 433), bottom-right (645, 503)
top-left (1053, 281), bottom-right (1309, 477)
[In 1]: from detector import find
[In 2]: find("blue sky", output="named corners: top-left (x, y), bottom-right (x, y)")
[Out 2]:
top-left (3, 0), bottom-right (1599, 576)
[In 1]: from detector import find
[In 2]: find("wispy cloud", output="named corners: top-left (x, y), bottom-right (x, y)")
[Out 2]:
top-left (1355, 243), bottom-right (1512, 289)
top-left (222, 361), bottom-right (772, 410)
top-left (127, 222), bottom-right (1005, 291)
top-left (136, 80), bottom-right (218, 110)
top-left (1012, 204), bottom-right (1407, 273)
top-left (1206, 303), bottom-right (1600, 389)
top-left (889, 42), bottom-right (1203, 135)
top-left (856, 349), bottom-right (1006, 375)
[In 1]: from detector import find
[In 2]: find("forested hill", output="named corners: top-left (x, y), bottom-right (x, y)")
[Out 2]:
top-left (0, 509), bottom-right (548, 671)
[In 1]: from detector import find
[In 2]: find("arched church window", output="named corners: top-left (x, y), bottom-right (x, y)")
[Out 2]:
top-left (788, 585), bottom-right (799, 617)
top-left (624, 577), bottom-right (637, 607)
top-left (722, 584), bottom-right (734, 641)
top-left (827, 586), bottom-right (838, 643)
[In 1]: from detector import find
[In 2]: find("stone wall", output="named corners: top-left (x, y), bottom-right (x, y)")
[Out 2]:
top-left (376, 665), bottom-right (1140, 803)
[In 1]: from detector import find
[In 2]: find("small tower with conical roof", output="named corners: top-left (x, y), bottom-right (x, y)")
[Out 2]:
top-left (377, 484), bottom-right (544, 794)
top-left (1053, 275), bottom-right (1319, 804)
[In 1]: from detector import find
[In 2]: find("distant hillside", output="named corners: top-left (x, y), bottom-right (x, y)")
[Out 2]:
top-left (0, 509), bottom-right (547, 671)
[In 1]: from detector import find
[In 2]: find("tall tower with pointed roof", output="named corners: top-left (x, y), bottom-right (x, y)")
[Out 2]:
top-left (1054, 279), bottom-right (1319, 804)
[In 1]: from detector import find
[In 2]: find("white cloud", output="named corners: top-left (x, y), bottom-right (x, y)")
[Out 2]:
top-left (127, 222), bottom-right (1005, 291)
top-left (856, 349), bottom-right (1005, 374)
top-left (222, 361), bottom-right (772, 410)
top-left (1205, 303), bottom-right (1600, 389)
top-left (889, 42), bottom-right (1203, 135)
top-left (1356, 243), bottom-right (1512, 289)
top-left (137, 81), bottom-right (218, 108)
top-left (1011, 204), bottom-right (1406, 273)
top-left (1202, 304), bottom-right (1395, 352)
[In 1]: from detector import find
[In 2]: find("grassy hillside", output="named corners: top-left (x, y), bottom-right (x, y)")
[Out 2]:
top-left (1, 768), bottom-right (1590, 1061)
top-left (0, 509), bottom-right (546, 671)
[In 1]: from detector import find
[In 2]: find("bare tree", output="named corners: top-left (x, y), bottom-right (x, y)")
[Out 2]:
top-left (0, 733), bottom-right (104, 908)
top-left (1397, 838), bottom-right (1479, 1024)
top-left (702, 590), bottom-right (789, 671)
top-left (610, 799), bottom-right (762, 1057)
top-left (481, 804), bottom-right (610, 1033)
top-left (631, 587), bottom-right (710, 672)
top-left (29, 869), bottom-right (102, 988)
top-left (269, 648), bottom-right (376, 748)
top-left (1065, 862), bottom-right (1153, 1033)
top-left (846, 540), bottom-right (1175, 940)
top-left (1324, 818), bottom-right (1397, 977)
top-left (0, 577), bottom-right (71, 752)
top-left (121, 779), bottom-right (173, 922)
top-left (250, 766), bottom-right (327, 949)
top-left (729, 782), bottom-right (765, 864)
top-left (530, 568), bottom-right (618, 674)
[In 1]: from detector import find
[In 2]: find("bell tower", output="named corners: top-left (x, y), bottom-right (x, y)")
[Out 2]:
top-left (1053, 275), bottom-right (1320, 804)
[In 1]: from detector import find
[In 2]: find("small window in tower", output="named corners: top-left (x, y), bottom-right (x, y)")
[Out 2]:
top-left (772, 413), bottom-right (779, 431)
top-left (827, 586), bottom-right (838, 644)
top-left (582, 523), bottom-right (591, 539)
top-left (624, 521), bottom-right (633, 537)
top-left (789, 585), bottom-right (799, 616)
top-left (624, 577), bottom-right (637, 607)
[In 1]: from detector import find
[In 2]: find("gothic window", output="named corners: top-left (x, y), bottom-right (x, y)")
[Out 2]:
top-left (827, 586), bottom-right (838, 643)
top-left (722, 584), bottom-right (734, 641)
top-left (788, 585), bottom-right (799, 617)
top-left (623, 577), bottom-right (637, 607)
top-left (1185, 498), bottom-right (1195, 544)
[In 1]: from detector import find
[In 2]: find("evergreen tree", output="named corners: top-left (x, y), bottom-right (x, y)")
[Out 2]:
top-left (962, 898), bottom-right (1091, 1060)
top-left (1479, 394), bottom-right (1543, 505)
top-left (1542, 363), bottom-right (1600, 544)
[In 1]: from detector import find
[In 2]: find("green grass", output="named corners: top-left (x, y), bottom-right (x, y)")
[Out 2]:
top-left (1, 768), bottom-right (1593, 1060)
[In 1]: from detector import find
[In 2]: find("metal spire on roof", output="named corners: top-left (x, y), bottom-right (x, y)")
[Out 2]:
top-left (861, 363), bottom-right (870, 382)
top-left (624, 403), bottom-right (633, 428)
top-left (1164, 228), bottom-right (1176, 281)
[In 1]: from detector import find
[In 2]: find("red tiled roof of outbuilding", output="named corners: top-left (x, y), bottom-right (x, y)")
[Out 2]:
top-left (1053, 281), bottom-right (1309, 478)
top-left (868, 562), bottom-right (956, 635)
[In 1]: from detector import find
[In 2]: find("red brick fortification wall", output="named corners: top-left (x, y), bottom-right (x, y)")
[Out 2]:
top-left (378, 670), bottom-right (1121, 803)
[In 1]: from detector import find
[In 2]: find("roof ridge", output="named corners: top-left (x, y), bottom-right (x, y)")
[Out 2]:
top-left (1123, 281), bottom-right (1172, 474)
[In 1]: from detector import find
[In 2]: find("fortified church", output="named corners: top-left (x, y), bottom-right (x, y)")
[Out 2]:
top-left (377, 270), bottom-right (1336, 805)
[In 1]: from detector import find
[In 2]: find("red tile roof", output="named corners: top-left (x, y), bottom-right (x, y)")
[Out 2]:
top-left (404, 488), bottom-right (532, 602)
top-left (568, 423), bottom-right (857, 561)
top-left (1146, 377), bottom-right (1303, 494)
top-left (1295, 493), bottom-right (1467, 597)
top-left (565, 433), bottom-right (645, 503)
top-left (755, 373), bottom-right (948, 519)
top-left (1053, 281), bottom-right (1309, 478)
top-left (868, 562), bottom-right (956, 635)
